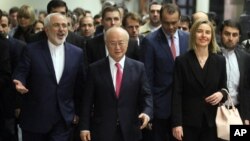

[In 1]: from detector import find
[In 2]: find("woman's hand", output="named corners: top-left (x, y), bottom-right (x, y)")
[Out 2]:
top-left (205, 91), bottom-right (223, 105)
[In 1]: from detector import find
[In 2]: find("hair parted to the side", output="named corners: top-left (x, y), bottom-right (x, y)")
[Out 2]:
top-left (189, 19), bottom-right (220, 53)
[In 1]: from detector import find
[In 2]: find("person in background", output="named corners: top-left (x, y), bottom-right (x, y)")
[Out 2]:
top-left (122, 12), bottom-right (143, 46)
top-left (78, 16), bottom-right (96, 39)
top-left (139, 1), bottom-right (162, 36)
top-left (8, 7), bottom-right (19, 33)
top-left (140, 3), bottom-right (189, 141)
top-left (93, 14), bottom-right (102, 27)
top-left (67, 10), bottom-right (78, 32)
top-left (241, 31), bottom-right (250, 51)
top-left (32, 20), bottom-right (44, 34)
top-left (12, 5), bottom-right (36, 43)
top-left (13, 13), bottom-right (85, 141)
top-left (0, 9), bottom-right (14, 141)
top-left (86, 6), bottom-right (140, 64)
top-left (0, 11), bottom-right (26, 141)
top-left (191, 11), bottom-right (208, 25)
top-left (219, 19), bottom-right (250, 125)
top-left (38, 11), bottom-right (47, 22)
top-left (178, 15), bottom-right (191, 32)
top-left (172, 19), bottom-right (227, 141)
top-left (79, 26), bottom-right (153, 141)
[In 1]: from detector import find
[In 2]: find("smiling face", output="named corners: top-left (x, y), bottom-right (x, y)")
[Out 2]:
top-left (44, 14), bottom-right (68, 46)
top-left (195, 23), bottom-right (212, 48)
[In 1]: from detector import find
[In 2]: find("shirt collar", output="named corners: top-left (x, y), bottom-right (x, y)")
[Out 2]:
top-left (108, 55), bottom-right (125, 69)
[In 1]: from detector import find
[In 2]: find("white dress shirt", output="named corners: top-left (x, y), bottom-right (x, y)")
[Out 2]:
top-left (163, 29), bottom-right (180, 57)
top-left (222, 48), bottom-right (240, 105)
top-left (109, 56), bottom-right (125, 91)
top-left (48, 41), bottom-right (65, 84)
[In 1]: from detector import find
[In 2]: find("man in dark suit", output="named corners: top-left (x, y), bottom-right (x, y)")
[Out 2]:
top-left (13, 13), bottom-right (85, 141)
top-left (86, 6), bottom-right (140, 64)
top-left (0, 11), bottom-right (26, 141)
top-left (0, 9), bottom-right (13, 141)
top-left (220, 19), bottom-right (250, 125)
top-left (80, 26), bottom-right (153, 141)
top-left (140, 3), bottom-right (189, 141)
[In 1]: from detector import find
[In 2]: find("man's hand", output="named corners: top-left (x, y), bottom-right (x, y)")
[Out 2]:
top-left (138, 113), bottom-right (150, 129)
top-left (172, 126), bottom-right (183, 141)
top-left (80, 130), bottom-right (91, 141)
top-left (13, 79), bottom-right (29, 94)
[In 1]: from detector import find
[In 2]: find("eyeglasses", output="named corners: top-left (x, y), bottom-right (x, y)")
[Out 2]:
top-left (108, 41), bottom-right (127, 47)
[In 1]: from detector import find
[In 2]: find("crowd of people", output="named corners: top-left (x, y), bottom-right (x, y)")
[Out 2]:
top-left (1, 0), bottom-right (250, 141)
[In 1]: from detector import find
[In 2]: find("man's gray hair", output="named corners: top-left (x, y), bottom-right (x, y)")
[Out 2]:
top-left (44, 13), bottom-right (65, 27)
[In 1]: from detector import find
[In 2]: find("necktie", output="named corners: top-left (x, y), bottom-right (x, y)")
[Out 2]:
top-left (115, 63), bottom-right (123, 98)
top-left (170, 36), bottom-right (176, 59)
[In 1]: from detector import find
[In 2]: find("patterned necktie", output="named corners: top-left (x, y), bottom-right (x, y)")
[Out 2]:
top-left (170, 36), bottom-right (176, 59)
top-left (115, 63), bottom-right (123, 98)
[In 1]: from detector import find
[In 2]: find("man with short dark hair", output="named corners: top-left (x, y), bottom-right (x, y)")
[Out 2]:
top-left (0, 9), bottom-right (14, 141)
top-left (140, 3), bottom-right (189, 141)
top-left (139, 2), bottom-right (162, 36)
top-left (220, 19), bottom-right (250, 126)
top-left (86, 6), bottom-right (140, 65)
top-left (122, 12), bottom-right (143, 46)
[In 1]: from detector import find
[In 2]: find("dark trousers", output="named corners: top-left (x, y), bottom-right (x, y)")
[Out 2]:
top-left (22, 119), bottom-right (72, 141)
top-left (113, 125), bottom-right (124, 141)
top-left (152, 118), bottom-right (174, 141)
top-left (0, 117), bottom-right (17, 141)
top-left (181, 118), bottom-right (217, 141)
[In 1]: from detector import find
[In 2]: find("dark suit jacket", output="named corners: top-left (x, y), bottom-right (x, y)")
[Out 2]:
top-left (171, 50), bottom-right (227, 128)
top-left (13, 40), bottom-right (85, 133)
top-left (232, 47), bottom-right (250, 120)
top-left (140, 29), bottom-right (189, 119)
top-left (86, 33), bottom-right (140, 64)
top-left (0, 38), bottom-right (11, 119)
top-left (80, 57), bottom-right (153, 141)
top-left (2, 37), bottom-right (26, 118)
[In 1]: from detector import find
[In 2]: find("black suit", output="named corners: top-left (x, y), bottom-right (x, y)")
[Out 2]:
top-left (86, 33), bottom-right (140, 64)
top-left (172, 50), bottom-right (227, 140)
top-left (80, 57), bottom-right (153, 141)
top-left (0, 37), bottom-right (13, 141)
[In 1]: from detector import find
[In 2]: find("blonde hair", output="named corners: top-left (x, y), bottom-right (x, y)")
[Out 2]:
top-left (18, 5), bottom-right (36, 25)
top-left (189, 19), bottom-right (220, 53)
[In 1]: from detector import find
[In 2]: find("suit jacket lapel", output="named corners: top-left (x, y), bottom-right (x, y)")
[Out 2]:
top-left (118, 57), bottom-right (131, 100)
top-left (157, 29), bottom-right (174, 62)
top-left (187, 51), bottom-right (205, 87)
top-left (98, 34), bottom-right (106, 58)
top-left (178, 30), bottom-right (187, 55)
top-left (235, 48), bottom-right (245, 84)
top-left (102, 58), bottom-right (117, 99)
top-left (41, 40), bottom-right (57, 82)
top-left (58, 43), bottom-right (70, 84)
